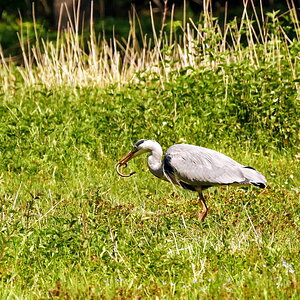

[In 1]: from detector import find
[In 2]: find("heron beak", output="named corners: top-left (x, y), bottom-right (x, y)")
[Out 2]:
top-left (116, 150), bottom-right (137, 177)
top-left (117, 151), bottom-right (135, 166)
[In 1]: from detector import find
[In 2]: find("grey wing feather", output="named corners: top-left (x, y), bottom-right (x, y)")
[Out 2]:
top-left (164, 144), bottom-right (266, 187)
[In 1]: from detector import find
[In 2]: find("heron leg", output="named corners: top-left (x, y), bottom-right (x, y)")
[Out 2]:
top-left (197, 189), bottom-right (208, 221)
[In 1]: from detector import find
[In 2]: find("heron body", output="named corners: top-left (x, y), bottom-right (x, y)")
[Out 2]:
top-left (116, 139), bottom-right (267, 220)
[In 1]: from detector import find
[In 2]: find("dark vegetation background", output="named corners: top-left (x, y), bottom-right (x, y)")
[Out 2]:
top-left (1, 0), bottom-right (298, 58)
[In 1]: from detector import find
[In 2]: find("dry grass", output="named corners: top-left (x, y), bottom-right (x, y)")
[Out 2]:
top-left (0, 0), bottom-right (300, 91)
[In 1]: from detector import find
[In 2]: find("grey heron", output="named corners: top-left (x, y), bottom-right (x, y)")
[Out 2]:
top-left (116, 139), bottom-right (267, 221)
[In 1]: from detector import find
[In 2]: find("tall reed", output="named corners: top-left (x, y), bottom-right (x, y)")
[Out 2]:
top-left (0, 0), bottom-right (299, 91)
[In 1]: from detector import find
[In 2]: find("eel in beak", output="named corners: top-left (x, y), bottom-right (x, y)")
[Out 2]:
top-left (116, 150), bottom-right (136, 177)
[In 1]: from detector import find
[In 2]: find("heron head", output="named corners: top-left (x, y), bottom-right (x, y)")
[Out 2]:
top-left (117, 139), bottom-right (149, 166)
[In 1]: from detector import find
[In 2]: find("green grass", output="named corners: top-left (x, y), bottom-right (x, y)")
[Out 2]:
top-left (0, 0), bottom-right (300, 298)
top-left (0, 81), bottom-right (299, 299)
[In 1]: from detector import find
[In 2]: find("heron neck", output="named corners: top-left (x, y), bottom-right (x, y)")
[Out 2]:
top-left (147, 142), bottom-right (164, 178)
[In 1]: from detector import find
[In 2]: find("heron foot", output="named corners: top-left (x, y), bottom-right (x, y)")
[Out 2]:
top-left (198, 209), bottom-right (208, 221)
top-left (197, 193), bottom-right (208, 221)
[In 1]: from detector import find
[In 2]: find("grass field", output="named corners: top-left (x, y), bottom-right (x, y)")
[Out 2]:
top-left (0, 1), bottom-right (300, 299)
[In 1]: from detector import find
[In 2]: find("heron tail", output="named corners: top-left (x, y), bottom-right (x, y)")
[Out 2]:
top-left (242, 166), bottom-right (267, 188)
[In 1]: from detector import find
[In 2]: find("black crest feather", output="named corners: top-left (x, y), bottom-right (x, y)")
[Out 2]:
top-left (134, 139), bottom-right (147, 147)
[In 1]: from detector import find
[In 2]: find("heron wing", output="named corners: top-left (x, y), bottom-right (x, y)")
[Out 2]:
top-left (164, 144), bottom-right (253, 187)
